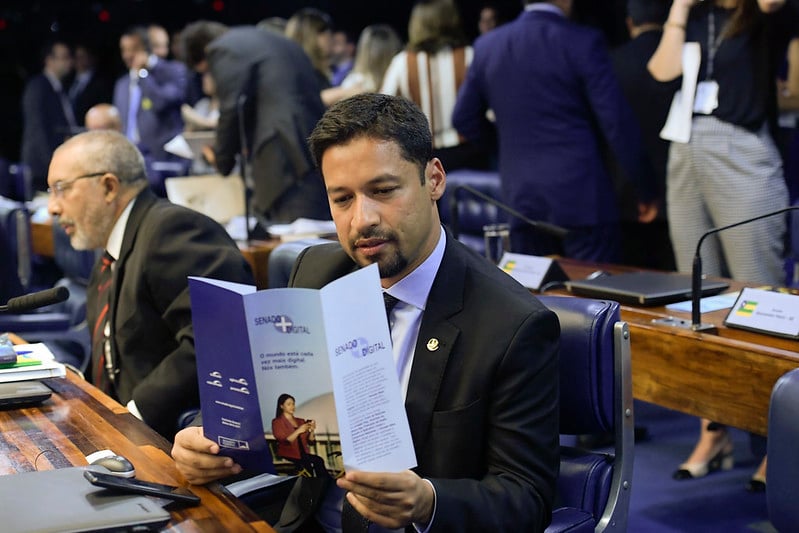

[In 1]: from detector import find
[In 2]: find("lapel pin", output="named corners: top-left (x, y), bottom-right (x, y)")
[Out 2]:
top-left (426, 338), bottom-right (440, 351)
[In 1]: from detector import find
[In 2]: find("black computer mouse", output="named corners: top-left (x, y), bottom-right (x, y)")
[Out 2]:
top-left (90, 455), bottom-right (136, 478)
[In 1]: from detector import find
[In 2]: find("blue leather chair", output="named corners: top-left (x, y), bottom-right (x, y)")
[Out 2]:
top-left (0, 160), bottom-right (33, 202)
top-left (267, 238), bottom-right (335, 289)
top-left (0, 196), bottom-right (33, 293)
top-left (439, 169), bottom-right (505, 255)
top-left (537, 295), bottom-right (634, 533)
top-left (766, 367), bottom-right (799, 532)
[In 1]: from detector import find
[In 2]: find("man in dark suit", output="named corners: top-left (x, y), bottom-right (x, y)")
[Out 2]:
top-left (452, 0), bottom-right (658, 262)
top-left (610, 0), bottom-right (678, 271)
top-left (172, 94), bottom-right (560, 531)
top-left (181, 22), bottom-right (329, 224)
top-left (46, 130), bottom-right (253, 439)
top-left (113, 26), bottom-right (187, 161)
top-left (21, 41), bottom-right (77, 192)
top-left (69, 44), bottom-right (114, 128)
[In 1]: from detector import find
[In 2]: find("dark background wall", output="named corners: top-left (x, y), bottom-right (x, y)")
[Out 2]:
top-left (0, 0), bottom-right (627, 161)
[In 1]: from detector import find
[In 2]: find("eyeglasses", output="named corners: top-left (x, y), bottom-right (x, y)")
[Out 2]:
top-left (47, 172), bottom-right (107, 197)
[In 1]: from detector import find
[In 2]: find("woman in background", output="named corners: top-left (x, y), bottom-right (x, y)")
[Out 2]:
top-left (285, 8), bottom-right (335, 103)
top-left (381, 0), bottom-right (489, 170)
top-left (648, 0), bottom-right (797, 491)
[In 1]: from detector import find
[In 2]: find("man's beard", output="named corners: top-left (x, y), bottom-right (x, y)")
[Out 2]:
top-left (353, 228), bottom-right (408, 279)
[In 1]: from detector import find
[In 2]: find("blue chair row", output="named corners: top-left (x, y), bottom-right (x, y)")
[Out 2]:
top-left (767, 367), bottom-right (799, 532)
top-left (439, 169), bottom-right (505, 255)
top-left (0, 159), bottom-right (33, 202)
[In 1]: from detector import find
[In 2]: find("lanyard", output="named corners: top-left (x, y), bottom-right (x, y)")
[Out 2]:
top-left (706, 9), bottom-right (723, 80)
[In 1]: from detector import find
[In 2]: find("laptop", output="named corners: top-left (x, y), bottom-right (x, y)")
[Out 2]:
top-left (564, 271), bottom-right (729, 306)
top-left (1, 467), bottom-right (171, 532)
top-left (0, 380), bottom-right (52, 408)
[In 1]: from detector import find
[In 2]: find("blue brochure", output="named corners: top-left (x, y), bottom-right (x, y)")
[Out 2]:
top-left (188, 264), bottom-right (416, 476)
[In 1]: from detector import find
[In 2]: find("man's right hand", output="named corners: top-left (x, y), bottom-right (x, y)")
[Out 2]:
top-left (171, 426), bottom-right (243, 485)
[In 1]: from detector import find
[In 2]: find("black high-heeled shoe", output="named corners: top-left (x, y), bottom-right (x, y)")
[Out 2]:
top-left (672, 433), bottom-right (734, 480)
top-left (746, 476), bottom-right (766, 492)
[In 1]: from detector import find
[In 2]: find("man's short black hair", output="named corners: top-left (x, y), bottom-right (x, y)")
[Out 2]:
top-left (180, 21), bottom-right (229, 69)
top-left (308, 94), bottom-right (433, 181)
top-left (627, 0), bottom-right (670, 26)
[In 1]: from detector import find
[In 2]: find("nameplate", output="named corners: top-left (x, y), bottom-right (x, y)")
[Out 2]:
top-left (498, 253), bottom-right (568, 290)
top-left (724, 287), bottom-right (799, 339)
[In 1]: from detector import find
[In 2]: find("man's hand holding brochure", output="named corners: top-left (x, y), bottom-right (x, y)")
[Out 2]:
top-left (188, 264), bottom-right (417, 478)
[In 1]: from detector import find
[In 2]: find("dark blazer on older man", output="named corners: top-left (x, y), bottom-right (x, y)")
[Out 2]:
top-left (452, 8), bottom-right (654, 255)
top-left (86, 188), bottom-right (253, 438)
top-left (279, 235), bottom-right (560, 532)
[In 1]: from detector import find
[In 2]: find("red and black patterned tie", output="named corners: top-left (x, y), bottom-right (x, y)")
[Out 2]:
top-left (92, 251), bottom-right (114, 392)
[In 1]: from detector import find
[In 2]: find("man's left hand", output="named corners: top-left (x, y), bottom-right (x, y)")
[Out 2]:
top-left (637, 201), bottom-right (659, 223)
top-left (337, 470), bottom-right (434, 529)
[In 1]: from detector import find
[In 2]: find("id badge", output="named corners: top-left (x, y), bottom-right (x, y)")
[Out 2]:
top-left (693, 80), bottom-right (719, 114)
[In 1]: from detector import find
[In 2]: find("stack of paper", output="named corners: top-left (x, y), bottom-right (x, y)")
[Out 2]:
top-left (0, 343), bottom-right (66, 383)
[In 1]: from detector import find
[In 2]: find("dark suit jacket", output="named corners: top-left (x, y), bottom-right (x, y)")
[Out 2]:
top-left (610, 30), bottom-right (679, 222)
top-left (452, 9), bottom-right (654, 227)
top-left (20, 73), bottom-right (72, 190)
top-left (206, 27), bottom-right (325, 217)
top-left (86, 188), bottom-right (253, 438)
top-left (284, 237), bottom-right (560, 531)
top-left (71, 71), bottom-right (114, 127)
top-left (113, 58), bottom-right (187, 160)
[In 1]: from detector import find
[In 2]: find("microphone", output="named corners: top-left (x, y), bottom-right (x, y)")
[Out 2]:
top-left (690, 206), bottom-right (799, 330)
top-left (0, 286), bottom-right (70, 313)
top-left (449, 184), bottom-right (570, 241)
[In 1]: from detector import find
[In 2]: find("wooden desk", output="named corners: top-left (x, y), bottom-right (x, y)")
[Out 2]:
top-left (30, 219), bottom-right (54, 258)
top-left (0, 371), bottom-right (274, 532)
top-left (239, 239), bottom-right (280, 290)
top-left (556, 259), bottom-right (799, 436)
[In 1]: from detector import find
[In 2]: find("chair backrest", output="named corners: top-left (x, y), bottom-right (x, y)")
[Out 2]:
top-left (767, 367), bottom-right (799, 532)
top-left (0, 196), bottom-right (33, 292)
top-left (267, 238), bottom-right (335, 289)
top-left (439, 169), bottom-right (505, 255)
top-left (537, 295), bottom-right (634, 533)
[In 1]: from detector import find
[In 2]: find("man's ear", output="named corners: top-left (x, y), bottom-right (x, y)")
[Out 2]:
top-left (100, 173), bottom-right (121, 202)
top-left (426, 158), bottom-right (446, 201)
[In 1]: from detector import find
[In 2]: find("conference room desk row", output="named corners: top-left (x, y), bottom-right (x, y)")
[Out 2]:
top-left (555, 258), bottom-right (799, 437)
top-left (29, 217), bottom-right (799, 434)
top-left (0, 352), bottom-right (276, 532)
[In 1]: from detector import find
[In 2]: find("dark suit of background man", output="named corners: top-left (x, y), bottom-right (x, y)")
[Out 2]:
top-left (172, 93), bottom-right (560, 532)
top-left (181, 22), bottom-right (329, 224)
top-left (113, 26), bottom-right (187, 161)
top-left (47, 130), bottom-right (253, 439)
top-left (452, 0), bottom-right (658, 263)
top-left (610, 0), bottom-right (678, 271)
top-left (69, 44), bottom-right (114, 128)
top-left (21, 41), bottom-right (77, 192)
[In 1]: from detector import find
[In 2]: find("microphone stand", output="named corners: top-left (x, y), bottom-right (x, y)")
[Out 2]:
top-left (237, 92), bottom-right (252, 246)
top-left (450, 184), bottom-right (570, 241)
top-left (689, 206), bottom-right (799, 331)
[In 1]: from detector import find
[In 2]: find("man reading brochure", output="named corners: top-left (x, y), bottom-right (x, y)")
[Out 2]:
top-left (172, 94), bottom-right (560, 532)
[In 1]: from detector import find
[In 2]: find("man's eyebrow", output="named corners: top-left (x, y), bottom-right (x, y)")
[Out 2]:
top-left (326, 174), bottom-right (402, 194)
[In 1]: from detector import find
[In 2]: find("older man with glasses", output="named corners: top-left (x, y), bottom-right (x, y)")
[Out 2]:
top-left (47, 129), bottom-right (253, 439)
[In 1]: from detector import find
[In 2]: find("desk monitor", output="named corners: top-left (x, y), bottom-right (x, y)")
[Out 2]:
top-left (1, 467), bottom-right (171, 532)
top-left (565, 271), bottom-right (729, 306)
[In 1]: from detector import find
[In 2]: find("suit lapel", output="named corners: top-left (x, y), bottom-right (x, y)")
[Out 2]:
top-left (404, 238), bottom-right (466, 453)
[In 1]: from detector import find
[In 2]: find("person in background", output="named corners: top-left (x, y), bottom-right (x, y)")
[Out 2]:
top-left (113, 26), bottom-right (187, 161)
top-left (171, 93), bottom-right (560, 532)
top-left (610, 0), bottom-right (677, 271)
top-left (148, 24), bottom-right (171, 60)
top-left (453, 0), bottom-right (658, 262)
top-left (478, 3), bottom-right (503, 34)
top-left (21, 40), bottom-right (76, 192)
top-left (321, 24), bottom-right (403, 107)
top-left (84, 103), bottom-right (122, 132)
top-left (648, 0), bottom-right (797, 491)
top-left (46, 130), bottom-right (253, 438)
top-left (330, 29), bottom-right (356, 87)
top-left (69, 44), bottom-right (113, 129)
top-left (285, 8), bottom-right (335, 100)
top-left (181, 21), bottom-right (329, 223)
top-left (382, 0), bottom-right (490, 171)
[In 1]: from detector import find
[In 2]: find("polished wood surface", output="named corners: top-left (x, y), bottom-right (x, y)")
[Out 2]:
top-left (0, 371), bottom-right (274, 532)
top-left (30, 219), bottom-right (54, 258)
top-left (239, 239), bottom-right (279, 290)
top-left (556, 259), bottom-right (799, 436)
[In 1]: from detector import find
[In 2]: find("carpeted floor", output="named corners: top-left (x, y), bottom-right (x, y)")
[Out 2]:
top-left (623, 400), bottom-right (775, 532)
